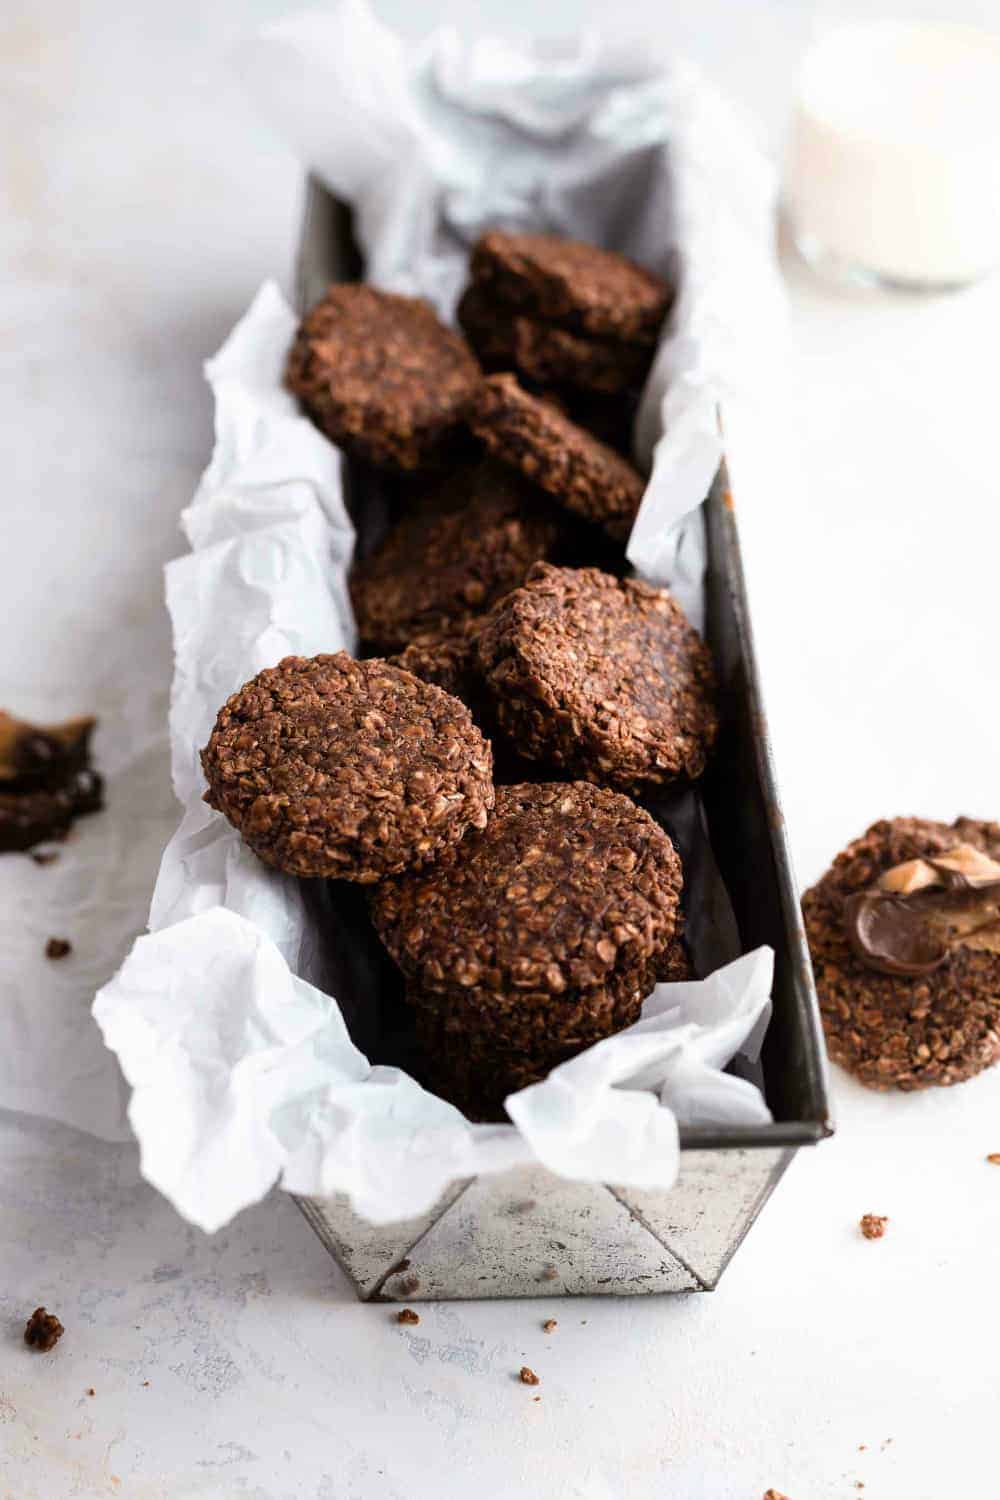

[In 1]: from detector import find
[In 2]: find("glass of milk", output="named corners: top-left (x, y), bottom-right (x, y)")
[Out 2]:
top-left (785, 14), bottom-right (1000, 289)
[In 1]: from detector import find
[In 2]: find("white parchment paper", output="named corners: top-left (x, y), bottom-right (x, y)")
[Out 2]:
top-left (91, 2), bottom-right (786, 1230)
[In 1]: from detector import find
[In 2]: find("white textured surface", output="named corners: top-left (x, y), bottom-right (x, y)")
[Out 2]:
top-left (3, 2), bottom-right (1000, 1497)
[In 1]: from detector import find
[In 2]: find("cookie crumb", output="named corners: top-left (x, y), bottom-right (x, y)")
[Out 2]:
top-left (858, 1444), bottom-right (867, 1451)
top-left (396, 1308), bottom-right (420, 1326)
top-left (987, 1153), bottom-right (1000, 1165)
top-left (533, 1395), bottom-right (540, 1402)
top-left (539, 1265), bottom-right (558, 1282)
top-left (519, 1366), bottom-right (540, 1386)
top-left (31, 850), bottom-right (59, 865)
top-left (762, 1491), bottom-right (790, 1500)
top-left (854, 1484), bottom-right (865, 1491)
top-left (86, 1388), bottom-right (95, 1397)
top-left (142, 1381), bottom-right (150, 1387)
top-left (45, 937), bottom-right (72, 960)
top-left (542, 1318), bottom-right (557, 1333)
top-left (24, 1307), bottom-right (64, 1351)
top-left (859, 1213), bottom-right (888, 1240)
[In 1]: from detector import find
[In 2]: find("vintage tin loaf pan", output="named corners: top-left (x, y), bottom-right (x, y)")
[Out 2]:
top-left (291, 177), bottom-right (833, 1300)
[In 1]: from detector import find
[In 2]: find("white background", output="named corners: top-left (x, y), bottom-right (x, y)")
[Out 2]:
top-left (3, 2), bottom-right (999, 1496)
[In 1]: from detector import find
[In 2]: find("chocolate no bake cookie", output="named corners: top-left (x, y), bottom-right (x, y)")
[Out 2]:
top-left (372, 781), bottom-right (683, 1118)
top-left (469, 375), bottom-right (645, 540)
top-left (372, 780), bottom-right (682, 1000)
top-left (201, 653), bottom-right (493, 882)
top-left (469, 230), bottom-right (672, 344)
top-left (349, 460), bottom-right (562, 650)
top-left (285, 284), bottom-right (480, 472)
top-left (0, 711), bottom-right (103, 852)
top-left (477, 564), bottom-right (717, 792)
top-left (388, 619), bottom-right (484, 705)
top-left (457, 284), bottom-right (653, 396)
top-left (803, 816), bottom-right (1000, 1089)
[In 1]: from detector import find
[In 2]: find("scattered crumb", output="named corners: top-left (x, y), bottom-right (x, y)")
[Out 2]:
top-left (395, 1273), bottom-right (420, 1296)
top-left (538, 1265), bottom-right (558, 1282)
top-left (24, 1307), bottom-right (64, 1352)
top-left (859, 1213), bottom-right (888, 1240)
top-left (45, 937), bottom-right (72, 960)
top-left (86, 1388), bottom-right (95, 1397)
top-left (762, 1490), bottom-right (790, 1500)
top-left (396, 1308), bottom-right (420, 1326)
top-left (519, 1366), bottom-right (540, 1386)
top-left (142, 1381), bottom-right (150, 1388)
top-left (987, 1153), bottom-right (1000, 1165)
top-left (542, 1319), bottom-right (557, 1333)
top-left (31, 850), bottom-right (59, 866)
top-left (858, 1444), bottom-right (867, 1451)
top-left (533, 1395), bottom-right (540, 1402)
top-left (854, 1484), bottom-right (865, 1491)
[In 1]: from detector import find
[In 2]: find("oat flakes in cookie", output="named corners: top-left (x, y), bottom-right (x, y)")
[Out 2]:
top-left (410, 945), bottom-right (688, 1121)
top-left (285, 284), bottom-right (479, 472)
top-left (372, 781), bottom-right (682, 1115)
top-left (200, 653), bottom-right (493, 883)
top-left (477, 563), bottom-right (717, 792)
top-left (388, 620), bottom-right (484, 704)
top-left (469, 230), bottom-right (672, 344)
top-left (372, 781), bottom-right (682, 1002)
top-left (469, 375), bottom-right (645, 540)
top-left (350, 460), bottom-right (561, 650)
top-left (803, 816), bottom-right (1000, 1089)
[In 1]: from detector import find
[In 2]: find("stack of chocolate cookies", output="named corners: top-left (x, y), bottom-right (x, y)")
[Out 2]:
top-left (459, 229), bottom-right (672, 462)
top-left (370, 781), bottom-right (686, 1118)
top-left (200, 227), bottom-right (717, 1118)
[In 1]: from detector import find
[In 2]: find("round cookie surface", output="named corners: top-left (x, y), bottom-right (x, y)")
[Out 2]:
top-left (350, 460), bottom-right (561, 649)
top-left (457, 285), bottom-right (653, 396)
top-left (200, 653), bottom-right (494, 883)
top-left (370, 779), bottom-right (683, 1001)
top-left (803, 816), bottom-right (1000, 1089)
top-left (285, 284), bottom-right (480, 472)
top-left (469, 374), bottom-right (645, 540)
top-left (477, 563), bottom-right (717, 791)
top-left (469, 230), bottom-right (672, 343)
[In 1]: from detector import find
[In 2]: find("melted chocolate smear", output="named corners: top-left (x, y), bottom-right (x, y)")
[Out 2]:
top-left (844, 892), bottom-right (949, 978)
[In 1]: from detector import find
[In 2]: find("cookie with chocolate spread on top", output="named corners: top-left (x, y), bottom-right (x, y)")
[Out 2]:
top-left (200, 653), bottom-right (493, 883)
top-left (477, 563), bottom-right (717, 792)
top-left (803, 816), bottom-right (1000, 1089)
top-left (468, 375), bottom-right (645, 540)
top-left (285, 284), bottom-right (480, 472)
top-left (388, 617), bottom-right (485, 706)
top-left (469, 230), bottom-right (672, 344)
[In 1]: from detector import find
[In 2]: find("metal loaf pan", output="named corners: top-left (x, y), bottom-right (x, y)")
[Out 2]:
top-left (291, 177), bottom-right (832, 1300)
